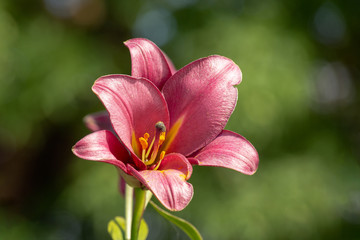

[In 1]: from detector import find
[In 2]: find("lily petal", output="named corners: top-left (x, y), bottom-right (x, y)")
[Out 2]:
top-left (163, 52), bottom-right (177, 75)
top-left (157, 153), bottom-right (192, 181)
top-left (125, 38), bottom-right (175, 89)
top-left (84, 111), bottom-right (113, 132)
top-left (83, 111), bottom-right (146, 170)
top-left (162, 55), bottom-right (242, 156)
top-left (72, 130), bottom-right (130, 173)
top-left (129, 153), bottom-right (193, 211)
top-left (189, 130), bottom-right (259, 175)
top-left (92, 74), bottom-right (170, 157)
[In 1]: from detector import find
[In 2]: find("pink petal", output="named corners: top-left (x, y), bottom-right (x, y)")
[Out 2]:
top-left (72, 130), bottom-right (130, 173)
top-left (129, 153), bottom-right (193, 211)
top-left (162, 55), bottom-right (242, 156)
top-left (189, 130), bottom-right (259, 175)
top-left (157, 153), bottom-right (192, 180)
top-left (92, 74), bottom-right (170, 158)
top-left (163, 52), bottom-right (177, 75)
top-left (83, 111), bottom-right (113, 132)
top-left (124, 38), bottom-right (175, 89)
top-left (83, 110), bottom-right (146, 170)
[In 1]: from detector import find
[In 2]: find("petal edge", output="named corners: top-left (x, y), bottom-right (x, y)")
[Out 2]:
top-left (162, 55), bottom-right (242, 156)
top-left (125, 38), bottom-right (175, 89)
top-left (72, 130), bottom-right (130, 173)
top-left (189, 130), bottom-right (259, 175)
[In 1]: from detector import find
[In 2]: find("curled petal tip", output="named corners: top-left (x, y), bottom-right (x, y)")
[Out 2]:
top-left (191, 130), bottom-right (259, 175)
top-left (124, 38), bottom-right (175, 89)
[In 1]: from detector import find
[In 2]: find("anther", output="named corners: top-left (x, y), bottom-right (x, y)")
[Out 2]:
top-left (153, 151), bottom-right (166, 171)
top-left (159, 132), bottom-right (166, 145)
top-left (144, 133), bottom-right (150, 140)
top-left (139, 137), bottom-right (148, 149)
top-left (159, 151), bottom-right (165, 160)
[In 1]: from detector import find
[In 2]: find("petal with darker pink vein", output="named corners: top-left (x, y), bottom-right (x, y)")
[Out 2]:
top-left (189, 130), bottom-right (259, 175)
top-left (162, 55), bottom-right (242, 156)
top-left (72, 130), bottom-right (130, 173)
top-left (92, 75), bottom-right (170, 156)
top-left (125, 38), bottom-right (175, 90)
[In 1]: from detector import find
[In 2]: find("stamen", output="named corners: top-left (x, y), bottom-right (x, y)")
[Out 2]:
top-left (159, 151), bottom-right (166, 160)
top-left (139, 136), bottom-right (149, 163)
top-left (154, 151), bottom-right (166, 171)
top-left (144, 133), bottom-right (150, 140)
top-left (145, 137), bottom-right (155, 159)
top-left (139, 137), bottom-right (148, 150)
top-left (159, 132), bottom-right (166, 145)
top-left (142, 149), bottom-right (146, 162)
top-left (143, 121), bottom-right (167, 166)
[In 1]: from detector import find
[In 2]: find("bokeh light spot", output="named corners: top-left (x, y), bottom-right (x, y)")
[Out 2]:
top-left (313, 2), bottom-right (346, 45)
top-left (133, 8), bottom-right (177, 46)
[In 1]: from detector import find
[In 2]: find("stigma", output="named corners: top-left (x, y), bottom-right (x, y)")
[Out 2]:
top-left (138, 121), bottom-right (166, 168)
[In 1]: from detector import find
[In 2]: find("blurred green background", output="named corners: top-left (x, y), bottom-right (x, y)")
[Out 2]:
top-left (1, 0), bottom-right (360, 239)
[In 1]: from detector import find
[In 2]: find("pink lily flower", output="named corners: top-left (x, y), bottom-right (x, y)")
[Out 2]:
top-left (72, 38), bottom-right (259, 211)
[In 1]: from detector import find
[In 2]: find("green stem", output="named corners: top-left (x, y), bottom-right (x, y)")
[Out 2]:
top-left (131, 188), bottom-right (147, 240)
top-left (125, 184), bottom-right (134, 240)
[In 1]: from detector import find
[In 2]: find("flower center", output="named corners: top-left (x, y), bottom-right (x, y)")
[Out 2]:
top-left (138, 121), bottom-right (166, 169)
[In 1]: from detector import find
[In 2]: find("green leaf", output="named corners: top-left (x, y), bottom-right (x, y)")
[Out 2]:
top-left (150, 201), bottom-right (203, 240)
top-left (138, 218), bottom-right (149, 240)
top-left (115, 217), bottom-right (126, 231)
top-left (108, 220), bottom-right (123, 240)
top-left (114, 216), bottom-right (148, 240)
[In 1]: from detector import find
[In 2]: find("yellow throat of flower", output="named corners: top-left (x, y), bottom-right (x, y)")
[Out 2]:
top-left (138, 121), bottom-right (166, 170)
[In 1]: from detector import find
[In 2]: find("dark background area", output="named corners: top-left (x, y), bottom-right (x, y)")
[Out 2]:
top-left (0, 0), bottom-right (360, 239)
